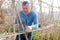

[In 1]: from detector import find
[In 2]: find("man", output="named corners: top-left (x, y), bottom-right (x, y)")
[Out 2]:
top-left (15, 1), bottom-right (38, 40)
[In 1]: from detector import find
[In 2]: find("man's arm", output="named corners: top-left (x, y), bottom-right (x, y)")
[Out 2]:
top-left (29, 13), bottom-right (38, 30)
top-left (25, 12), bottom-right (38, 33)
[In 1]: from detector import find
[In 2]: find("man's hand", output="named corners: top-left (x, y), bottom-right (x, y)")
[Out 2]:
top-left (15, 24), bottom-right (18, 30)
top-left (24, 26), bottom-right (32, 33)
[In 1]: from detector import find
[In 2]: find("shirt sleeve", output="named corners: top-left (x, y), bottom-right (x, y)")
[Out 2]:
top-left (32, 13), bottom-right (38, 30)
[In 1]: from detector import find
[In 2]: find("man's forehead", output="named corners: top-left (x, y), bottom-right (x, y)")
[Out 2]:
top-left (22, 4), bottom-right (29, 6)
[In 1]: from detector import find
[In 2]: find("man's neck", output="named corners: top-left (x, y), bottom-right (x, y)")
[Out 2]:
top-left (24, 12), bottom-right (28, 15)
top-left (24, 11), bottom-right (30, 15)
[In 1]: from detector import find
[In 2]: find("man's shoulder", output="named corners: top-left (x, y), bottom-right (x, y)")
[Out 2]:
top-left (30, 10), bottom-right (35, 13)
top-left (19, 11), bottom-right (24, 15)
top-left (30, 10), bottom-right (37, 16)
top-left (19, 11), bottom-right (23, 13)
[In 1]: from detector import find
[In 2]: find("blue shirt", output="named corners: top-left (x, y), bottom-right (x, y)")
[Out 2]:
top-left (14, 10), bottom-right (38, 33)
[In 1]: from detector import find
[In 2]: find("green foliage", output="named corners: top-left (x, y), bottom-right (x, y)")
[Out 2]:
top-left (32, 23), bottom-right (60, 40)
top-left (32, 31), bottom-right (42, 40)
top-left (32, 31), bottom-right (60, 40)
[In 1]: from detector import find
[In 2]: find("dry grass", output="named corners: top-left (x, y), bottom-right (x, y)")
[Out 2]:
top-left (0, 16), bottom-right (60, 40)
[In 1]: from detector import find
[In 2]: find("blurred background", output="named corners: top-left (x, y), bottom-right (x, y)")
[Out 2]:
top-left (0, 0), bottom-right (60, 40)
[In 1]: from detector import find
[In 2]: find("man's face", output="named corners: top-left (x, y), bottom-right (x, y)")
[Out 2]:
top-left (22, 4), bottom-right (30, 14)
